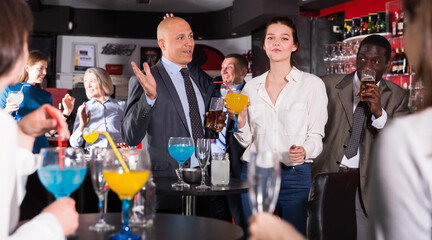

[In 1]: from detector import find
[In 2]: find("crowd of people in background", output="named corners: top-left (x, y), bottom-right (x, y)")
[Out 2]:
top-left (1, 0), bottom-right (432, 239)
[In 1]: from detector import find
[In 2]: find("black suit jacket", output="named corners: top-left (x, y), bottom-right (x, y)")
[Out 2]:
top-left (208, 78), bottom-right (246, 179)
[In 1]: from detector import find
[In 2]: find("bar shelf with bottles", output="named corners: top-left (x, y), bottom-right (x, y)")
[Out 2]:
top-left (386, 0), bottom-right (424, 111)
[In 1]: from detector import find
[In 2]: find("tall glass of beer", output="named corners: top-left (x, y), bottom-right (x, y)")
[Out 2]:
top-left (206, 97), bottom-right (224, 131)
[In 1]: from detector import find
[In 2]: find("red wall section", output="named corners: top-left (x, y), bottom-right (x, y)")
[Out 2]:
top-left (318, 0), bottom-right (393, 19)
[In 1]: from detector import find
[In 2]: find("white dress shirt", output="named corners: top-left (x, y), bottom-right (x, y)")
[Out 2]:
top-left (234, 67), bottom-right (328, 166)
top-left (0, 110), bottom-right (63, 240)
top-left (340, 72), bottom-right (387, 168)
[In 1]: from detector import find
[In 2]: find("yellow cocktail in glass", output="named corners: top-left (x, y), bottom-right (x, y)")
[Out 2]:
top-left (226, 91), bottom-right (248, 132)
top-left (102, 149), bottom-right (151, 240)
top-left (83, 131), bottom-right (99, 145)
top-left (103, 170), bottom-right (150, 199)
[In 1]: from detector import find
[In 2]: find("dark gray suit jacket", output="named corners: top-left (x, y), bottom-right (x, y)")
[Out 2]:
top-left (312, 72), bottom-right (409, 214)
top-left (121, 60), bottom-right (214, 174)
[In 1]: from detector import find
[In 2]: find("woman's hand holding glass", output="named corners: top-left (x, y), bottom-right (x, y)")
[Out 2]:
top-left (225, 90), bottom-right (248, 133)
top-left (5, 95), bottom-right (20, 114)
top-left (226, 101), bottom-right (249, 131)
top-left (7, 91), bottom-right (23, 116)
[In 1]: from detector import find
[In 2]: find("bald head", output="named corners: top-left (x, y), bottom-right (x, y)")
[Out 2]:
top-left (156, 16), bottom-right (195, 68)
top-left (157, 17), bottom-right (188, 40)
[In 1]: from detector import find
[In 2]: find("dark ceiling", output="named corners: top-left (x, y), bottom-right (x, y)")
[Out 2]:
top-left (28, 0), bottom-right (350, 39)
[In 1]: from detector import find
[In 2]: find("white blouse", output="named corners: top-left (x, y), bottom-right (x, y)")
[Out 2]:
top-left (235, 67), bottom-right (328, 166)
top-left (369, 107), bottom-right (432, 240)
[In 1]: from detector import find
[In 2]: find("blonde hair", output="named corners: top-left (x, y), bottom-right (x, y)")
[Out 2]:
top-left (18, 50), bottom-right (48, 88)
top-left (84, 67), bottom-right (114, 98)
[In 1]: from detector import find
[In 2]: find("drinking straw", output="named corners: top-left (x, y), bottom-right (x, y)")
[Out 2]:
top-left (92, 122), bottom-right (108, 132)
top-left (99, 132), bottom-right (130, 173)
top-left (213, 80), bottom-right (234, 94)
top-left (19, 84), bottom-right (31, 93)
top-left (43, 105), bottom-right (64, 169)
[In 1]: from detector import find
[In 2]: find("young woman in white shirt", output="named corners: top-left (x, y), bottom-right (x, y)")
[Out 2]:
top-left (230, 16), bottom-right (328, 235)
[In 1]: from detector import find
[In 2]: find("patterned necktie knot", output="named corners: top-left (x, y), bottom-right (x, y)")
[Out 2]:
top-left (180, 68), bottom-right (189, 78)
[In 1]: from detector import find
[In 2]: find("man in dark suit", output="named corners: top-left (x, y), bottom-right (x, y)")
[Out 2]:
top-left (121, 16), bottom-right (217, 211)
top-left (208, 54), bottom-right (248, 229)
top-left (312, 34), bottom-right (409, 240)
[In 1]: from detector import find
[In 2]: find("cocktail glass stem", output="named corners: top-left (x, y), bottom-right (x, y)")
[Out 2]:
top-left (195, 166), bottom-right (210, 189)
top-left (111, 199), bottom-right (141, 240)
top-left (121, 199), bottom-right (131, 234)
top-left (98, 196), bottom-right (107, 224)
top-left (200, 167), bottom-right (206, 186)
top-left (229, 114), bottom-right (242, 133)
top-left (178, 163), bottom-right (184, 185)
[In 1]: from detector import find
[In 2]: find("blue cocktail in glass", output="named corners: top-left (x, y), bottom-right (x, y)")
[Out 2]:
top-left (37, 147), bottom-right (87, 199)
top-left (168, 137), bottom-right (194, 188)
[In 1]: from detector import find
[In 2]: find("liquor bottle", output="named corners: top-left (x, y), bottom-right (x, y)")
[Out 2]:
top-left (391, 48), bottom-right (401, 74)
top-left (378, 11), bottom-right (386, 33)
top-left (343, 19), bottom-right (352, 39)
top-left (362, 16), bottom-right (368, 34)
top-left (400, 48), bottom-right (410, 74)
top-left (367, 14), bottom-right (375, 34)
top-left (392, 10), bottom-right (399, 37)
top-left (352, 18), bottom-right (360, 37)
top-left (397, 10), bottom-right (405, 36)
top-left (359, 17), bottom-right (364, 35)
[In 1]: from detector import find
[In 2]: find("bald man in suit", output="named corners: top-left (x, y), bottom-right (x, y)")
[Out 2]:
top-left (121, 16), bottom-right (218, 211)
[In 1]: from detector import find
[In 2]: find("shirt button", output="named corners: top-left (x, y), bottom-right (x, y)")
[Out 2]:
top-left (273, 148), bottom-right (277, 151)
top-left (273, 129), bottom-right (276, 132)
top-left (343, 144), bottom-right (347, 148)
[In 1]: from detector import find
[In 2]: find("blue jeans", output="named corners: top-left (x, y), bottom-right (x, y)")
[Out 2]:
top-left (240, 163), bottom-right (311, 236)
